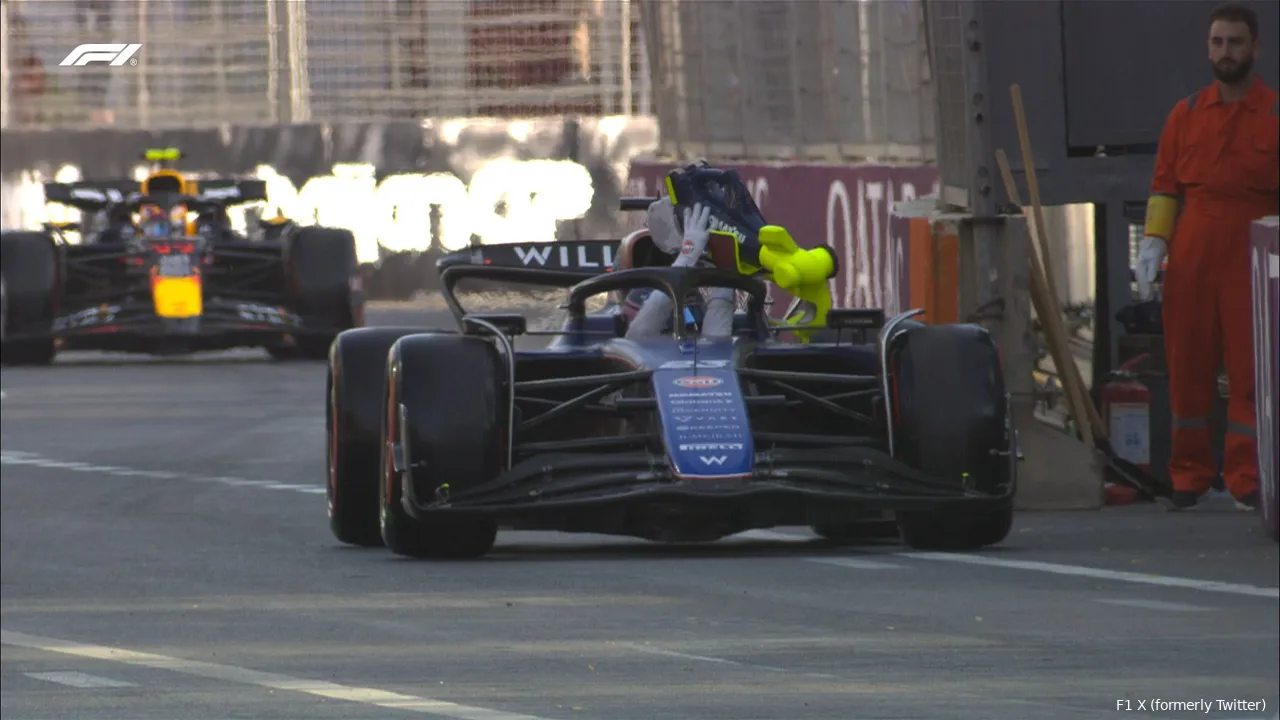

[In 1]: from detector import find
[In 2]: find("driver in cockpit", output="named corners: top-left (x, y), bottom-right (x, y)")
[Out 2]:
top-left (138, 205), bottom-right (172, 238)
top-left (622, 197), bottom-right (735, 340)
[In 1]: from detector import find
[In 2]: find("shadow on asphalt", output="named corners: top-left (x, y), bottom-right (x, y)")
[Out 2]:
top-left (351, 537), bottom-right (914, 563)
top-left (36, 354), bottom-right (326, 368)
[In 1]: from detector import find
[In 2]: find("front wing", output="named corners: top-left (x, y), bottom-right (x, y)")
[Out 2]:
top-left (395, 446), bottom-right (1014, 525)
top-left (19, 297), bottom-right (340, 352)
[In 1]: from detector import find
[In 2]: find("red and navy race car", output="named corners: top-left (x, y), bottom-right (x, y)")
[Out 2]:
top-left (0, 152), bottom-right (362, 364)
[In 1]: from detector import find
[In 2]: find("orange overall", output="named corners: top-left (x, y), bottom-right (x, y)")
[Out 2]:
top-left (1147, 76), bottom-right (1279, 499)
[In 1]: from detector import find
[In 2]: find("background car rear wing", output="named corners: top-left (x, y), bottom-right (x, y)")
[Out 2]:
top-left (189, 179), bottom-right (268, 205)
top-left (43, 181), bottom-right (138, 212)
top-left (44, 178), bottom-right (267, 212)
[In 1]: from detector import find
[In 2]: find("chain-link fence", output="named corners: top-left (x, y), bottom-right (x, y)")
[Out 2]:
top-left (637, 0), bottom-right (934, 164)
top-left (1, 0), bottom-right (649, 129)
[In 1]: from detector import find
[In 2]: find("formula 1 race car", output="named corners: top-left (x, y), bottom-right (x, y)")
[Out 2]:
top-left (324, 166), bottom-right (1017, 559)
top-left (0, 149), bottom-right (363, 364)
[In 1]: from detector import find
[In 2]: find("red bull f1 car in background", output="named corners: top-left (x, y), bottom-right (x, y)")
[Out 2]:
top-left (0, 149), bottom-right (363, 365)
top-left (324, 162), bottom-right (1018, 559)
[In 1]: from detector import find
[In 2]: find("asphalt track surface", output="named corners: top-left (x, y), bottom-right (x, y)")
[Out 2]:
top-left (2, 300), bottom-right (1278, 720)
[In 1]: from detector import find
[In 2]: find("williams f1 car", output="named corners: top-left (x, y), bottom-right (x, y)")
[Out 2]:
top-left (325, 169), bottom-right (1017, 559)
top-left (0, 150), bottom-right (362, 364)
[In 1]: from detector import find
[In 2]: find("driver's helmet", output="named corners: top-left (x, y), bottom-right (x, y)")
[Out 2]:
top-left (139, 205), bottom-right (170, 237)
top-left (665, 161), bottom-right (766, 244)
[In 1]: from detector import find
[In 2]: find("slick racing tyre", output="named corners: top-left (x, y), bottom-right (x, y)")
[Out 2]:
top-left (327, 327), bottom-right (428, 547)
top-left (380, 332), bottom-right (503, 559)
top-left (889, 324), bottom-right (1015, 551)
top-left (1, 231), bottom-right (58, 366)
top-left (283, 227), bottom-right (364, 361)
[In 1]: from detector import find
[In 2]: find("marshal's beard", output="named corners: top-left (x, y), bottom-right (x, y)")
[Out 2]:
top-left (1211, 56), bottom-right (1254, 85)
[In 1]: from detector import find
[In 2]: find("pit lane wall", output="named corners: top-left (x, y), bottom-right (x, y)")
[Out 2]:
top-left (0, 118), bottom-right (658, 298)
top-left (1252, 216), bottom-right (1279, 542)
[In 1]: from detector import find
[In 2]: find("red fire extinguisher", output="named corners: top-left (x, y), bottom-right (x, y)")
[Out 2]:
top-left (1101, 353), bottom-right (1153, 504)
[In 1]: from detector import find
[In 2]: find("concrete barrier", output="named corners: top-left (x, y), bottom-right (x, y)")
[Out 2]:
top-left (1252, 216), bottom-right (1279, 541)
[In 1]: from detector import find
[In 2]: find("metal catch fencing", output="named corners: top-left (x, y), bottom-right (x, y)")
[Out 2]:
top-left (1, 0), bottom-right (649, 130)
top-left (637, 0), bottom-right (936, 164)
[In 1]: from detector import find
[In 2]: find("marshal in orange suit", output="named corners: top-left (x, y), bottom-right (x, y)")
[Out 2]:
top-left (1138, 3), bottom-right (1279, 511)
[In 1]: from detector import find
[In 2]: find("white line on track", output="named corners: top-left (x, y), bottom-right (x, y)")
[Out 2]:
top-left (1093, 598), bottom-right (1211, 612)
top-left (900, 552), bottom-right (1280, 600)
top-left (24, 670), bottom-right (137, 689)
top-left (804, 557), bottom-right (907, 570)
top-left (0, 450), bottom-right (323, 499)
top-left (615, 642), bottom-right (791, 674)
top-left (2, 629), bottom-right (558, 720)
top-left (732, 529), bottom-right (810, 542)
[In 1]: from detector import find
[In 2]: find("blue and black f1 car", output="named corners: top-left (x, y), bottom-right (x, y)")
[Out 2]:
top-left (325, 167), bottom-right (1017, 559)
top-left (0, 150), bottom-right (362, 364)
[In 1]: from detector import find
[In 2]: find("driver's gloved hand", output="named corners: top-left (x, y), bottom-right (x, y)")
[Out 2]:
top-left (672, 204), bottom-right (712, 268)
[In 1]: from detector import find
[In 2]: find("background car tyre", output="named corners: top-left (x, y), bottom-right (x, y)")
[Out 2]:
top-left (0, 231), bottom-right (59, 366)
top-left (327, 327), bottom-right (428, 547)
top-left (889, 324), bottom-right (1016, 551)
top-left (283, 227), bottom-right (364, 360)
top-left (380, 333), bottom-right (504, 559)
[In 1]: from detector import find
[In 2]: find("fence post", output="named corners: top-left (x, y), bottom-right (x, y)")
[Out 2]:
top-left (285, 0), bottom-right (309, 123)
top-left (135, 0), bottom-right (149, 130)
top-left (0, 0), bottom-right (10, 129)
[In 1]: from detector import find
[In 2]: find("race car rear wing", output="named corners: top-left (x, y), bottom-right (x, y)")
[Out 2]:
top-left (43, 181), bottom-right (138, 212)
top-left (436, 239), bottom-right (621, 275)
top-left (44, 178), bottom-right (268, 212)
top-left (189, 179), bottom-right (268, 205)
top-left (434, 197), bottom-right (659, 274)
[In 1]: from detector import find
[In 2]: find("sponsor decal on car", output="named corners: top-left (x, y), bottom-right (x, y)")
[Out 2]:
top-left (673, 376), bottom-right (723, 389)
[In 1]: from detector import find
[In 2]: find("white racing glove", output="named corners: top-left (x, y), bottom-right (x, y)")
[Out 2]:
top-left (627, 203), bottom-right (720, 338)
top-left (673, 203), bottom-right (712, 267)
top-left (1135, 235), bottom-right (1167, 300)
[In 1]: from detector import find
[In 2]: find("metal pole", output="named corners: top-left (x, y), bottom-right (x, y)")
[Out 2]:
top-left (635, 0), bottom-right (651, 116)
top-left (857, 0), bottom-right (872, 147)
top-left (286, 0), bottom-right (309, 123)
top-left (266, 0), bottom-right (279, 123)
top-left (0, 0), bottom-right (11, 129)
top-left (136, 0), bottom-right (149, 129)
top-left (214, 2), bottom-right (227, 121)
top-left (786, 2), bottom-right (805, 159)
top-left (620, 0), bottom-right (632, 115)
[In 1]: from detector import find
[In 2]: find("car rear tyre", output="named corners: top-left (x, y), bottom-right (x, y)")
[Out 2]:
top-left (1, 232), bottom-right (58, 366)
top-left (285, 227), bottom-right (364, 360)
top-left (889, 324), bottom-right (1015, 551)
top-left (380, 333), bottom-right (504, 559)
top-left (327, 327), bottom-right (428, 547)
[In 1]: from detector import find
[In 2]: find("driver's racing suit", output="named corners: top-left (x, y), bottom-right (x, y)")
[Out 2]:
top-left (623, 199), bottom-right (735, 339)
